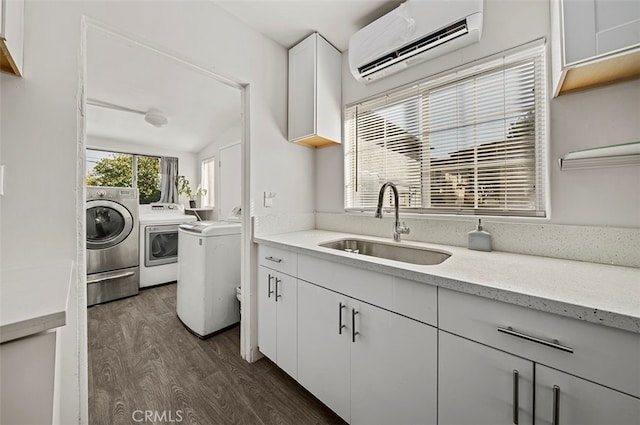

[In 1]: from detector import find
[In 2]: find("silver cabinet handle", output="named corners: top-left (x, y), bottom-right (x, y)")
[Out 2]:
top-left (497, 326), bottom-right (574, 353)
top-left (87, 271), bottom-right (134, 284)
top-left (265, 256), bottom-right (282, 263)
top-left (352, 309), bottom-right (359, 343)
top-left (275, 277), bottom-right (282, 301)
top-left (267, 274), bottom-right (274, 298)
top-left (338, 302), bottom-right (346, 335)
top-left (513, 370), bottom-right (519, 425)
top-left (552, 385), bottom-right (560, 425)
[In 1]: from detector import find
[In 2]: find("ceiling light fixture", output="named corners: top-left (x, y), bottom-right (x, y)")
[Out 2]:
top-left (144, 108), bottom-right (169, 128)
top-left (87, 99), bottom-right (169, 128)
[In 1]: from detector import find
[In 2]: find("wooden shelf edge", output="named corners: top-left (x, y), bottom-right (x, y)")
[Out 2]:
top-left (291, 134), bottom-right (341, 149)
top-left (0, 39), bottom-right (22, 77)
top-left (555, 48), bottom-right (640, 96)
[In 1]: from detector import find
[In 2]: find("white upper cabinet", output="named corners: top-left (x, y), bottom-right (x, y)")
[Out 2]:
top-left (551, 0), bottom-right (640, 96)
top-left (288, 33), bottom-right (342, 148)
top-left (0, 0), bottom-right (24, 76)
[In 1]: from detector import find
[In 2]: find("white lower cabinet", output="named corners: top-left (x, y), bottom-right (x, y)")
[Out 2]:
top-left (297, 279), bottom-right (350, 420)
top-left (297, 279), bottom-right (437, 424)
top-left (350, 300), bottom-right (437, 425)
top-left (439, 330), bottom-right (534, 425)
top-left (257, 265), bottom-right (297, 378)
top-left (535, 365), bottom-right (640, 425)
top-left (256, 245), bottom-right (640, 425)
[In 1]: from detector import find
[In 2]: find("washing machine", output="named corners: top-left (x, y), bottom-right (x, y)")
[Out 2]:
top-left (86, 186), bottom-right (139, 306)
top-left (176, 220), bottom-right (241, 338)
top-left (139, 203), bottom-right (197, 288)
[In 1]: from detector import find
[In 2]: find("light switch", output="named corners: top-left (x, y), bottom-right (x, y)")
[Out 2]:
top-left (264, 191), bottom-right (276, 208)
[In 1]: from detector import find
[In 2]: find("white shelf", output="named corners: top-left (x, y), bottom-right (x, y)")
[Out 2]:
top-left (558, 141), bottom-right (640, 170)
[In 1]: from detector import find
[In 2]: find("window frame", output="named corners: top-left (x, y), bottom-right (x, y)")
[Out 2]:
top-left (85, 148), bottom-right (173, 205)
top-left (343, 39), bottom-right (549, 219)
top-left (200, 156), bottom-right (216, 208)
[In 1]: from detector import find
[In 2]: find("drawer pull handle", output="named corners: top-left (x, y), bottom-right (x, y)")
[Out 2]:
top-left (497, 326), bottom-right (574, 353)
top-left (352, 309), bottom-right (359, 343)
top-left (513, 370), bottom-right (519, 425)
top-left (87, 271), bottom-right (134, 284)
top-left (552, 385), bottom-right (560, 425)
top-left (265, 256), bottom-right (282, 263)
top-left (275, 277), bottom-right (282, 301)
top-left (267, 274), bottom-right (274, 298)
top-left (338, 302), bottom-right (346, 335)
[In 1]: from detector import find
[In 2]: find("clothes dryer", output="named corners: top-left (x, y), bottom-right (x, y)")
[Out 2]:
top-left (139, 203), bottom-right (197, 288)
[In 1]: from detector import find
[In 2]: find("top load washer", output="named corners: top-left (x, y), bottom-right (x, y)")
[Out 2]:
top-left (86, 186), bottom-right (139, 306)
top-left (177, 220), bottom-right (241, 338)
top-left (139, 203), bottom-right (197, 288)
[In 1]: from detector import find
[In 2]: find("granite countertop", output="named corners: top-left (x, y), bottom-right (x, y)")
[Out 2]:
top-left (1, 261), bottom-right (74, 343)
top-left (254, 230), bottom-right (640, 334)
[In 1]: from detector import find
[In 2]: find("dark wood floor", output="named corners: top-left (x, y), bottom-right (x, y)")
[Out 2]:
top-left (88, 283), bottom-right (345, 425)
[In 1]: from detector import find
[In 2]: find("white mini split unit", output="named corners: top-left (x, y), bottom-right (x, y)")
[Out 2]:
top-left (349, 0), bottom-right (484, 83)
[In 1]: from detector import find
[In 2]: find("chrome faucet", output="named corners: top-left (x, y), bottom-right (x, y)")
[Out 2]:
top-left (375, 181), bottom-right (410, 242)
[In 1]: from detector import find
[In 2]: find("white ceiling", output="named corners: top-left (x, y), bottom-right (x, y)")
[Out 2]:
top-left (86, 29), bottom-right (241, 153)
top-left (214, 0), bottom-right (403, 51)
top-left (86, 1), bottom-right (400, 152)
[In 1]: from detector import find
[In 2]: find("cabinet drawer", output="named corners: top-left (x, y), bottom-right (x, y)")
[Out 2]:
top-left (258, 245), bottom-right (297, 276)
top-left (439, 288), bottom-right (640, 398)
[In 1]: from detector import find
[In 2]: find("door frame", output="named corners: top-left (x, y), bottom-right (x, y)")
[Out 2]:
top-left (77, 16), bottom-right (256, 422)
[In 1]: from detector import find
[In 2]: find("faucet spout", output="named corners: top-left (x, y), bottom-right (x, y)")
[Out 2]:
top-left (375, 181), bottom-right (410, 242)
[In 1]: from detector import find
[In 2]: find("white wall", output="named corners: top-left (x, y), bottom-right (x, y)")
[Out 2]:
top-left (0, 1), bottom-right (314, 423)
top-left (87, 135), bottom-right (198, 206)
top-left (197, 121), bottom-right (241, 217)
top-left (316, 0), bottom-right (640, 228)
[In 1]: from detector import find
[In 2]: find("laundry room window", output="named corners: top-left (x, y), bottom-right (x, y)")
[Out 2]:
top-left (344, 41), bottom-right (547, 217)
top-left (86, 149), bottom-right (170, 204)
top-left (201, 157), bottom-right (215, 207)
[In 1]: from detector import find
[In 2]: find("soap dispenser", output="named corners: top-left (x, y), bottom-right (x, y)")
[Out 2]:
top-left (468, 219), bottom-right (492, 252)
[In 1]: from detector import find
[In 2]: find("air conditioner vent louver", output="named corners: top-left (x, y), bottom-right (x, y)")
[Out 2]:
top-left (349, 0), bottom-right (484, 83)
top-left (358, 19), bottom-right (469, 77)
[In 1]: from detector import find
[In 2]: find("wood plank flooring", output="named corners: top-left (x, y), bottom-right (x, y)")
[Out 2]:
top-left (88, 283), bottom-right (346, 425)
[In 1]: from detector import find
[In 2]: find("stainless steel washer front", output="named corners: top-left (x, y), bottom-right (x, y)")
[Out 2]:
top-left (86, 186), bottom-right (139, 306)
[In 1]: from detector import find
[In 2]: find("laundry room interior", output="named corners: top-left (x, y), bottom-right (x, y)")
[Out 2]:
top-left (1, 0), bottom-right (639, 424)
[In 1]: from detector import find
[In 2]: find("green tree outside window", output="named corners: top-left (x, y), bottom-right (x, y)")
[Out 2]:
top-left (86, 152), bottom-right (162, 204)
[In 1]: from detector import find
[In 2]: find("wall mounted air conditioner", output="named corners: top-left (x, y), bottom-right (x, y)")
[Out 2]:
top-left (349, 0), bottom-right (484, 83)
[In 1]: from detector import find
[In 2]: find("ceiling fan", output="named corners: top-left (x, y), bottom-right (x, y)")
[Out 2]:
top-left (87, 98), bottom-right (169, 128)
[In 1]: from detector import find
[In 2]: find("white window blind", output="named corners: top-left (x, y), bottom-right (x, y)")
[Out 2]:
top-left (345, 42), bottom-right (547, 217)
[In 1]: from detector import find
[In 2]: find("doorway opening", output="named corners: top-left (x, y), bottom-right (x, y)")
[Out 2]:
top-left (77, 17), bottom-right (254, 422)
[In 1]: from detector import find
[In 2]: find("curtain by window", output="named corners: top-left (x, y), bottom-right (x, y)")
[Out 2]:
top-left (159, 157), bottom-right (179, 203)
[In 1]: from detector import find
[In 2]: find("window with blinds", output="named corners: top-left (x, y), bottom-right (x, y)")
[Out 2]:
top-left (344, 42), bottom-right (547, 217)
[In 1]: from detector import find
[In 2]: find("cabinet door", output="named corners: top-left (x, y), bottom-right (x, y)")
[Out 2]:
top-left (350, 301), bottom-right (437, 425)
top-left (535, 364), bottom-right (640, 425)
top-left (257, 266), bottom-right (277, 362)
top-left (288, 34), bottom-right (316, 141)
top-left (275, 274), bottom-right (297, 378)
top-left (297, 280), bottom-right (350, 422)
top-left (439, 331), bottom-right (534, 425)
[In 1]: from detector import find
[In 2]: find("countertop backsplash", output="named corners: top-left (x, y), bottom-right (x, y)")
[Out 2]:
top-left (253, 212), bottom-right (316, 237)
top-left (315, 212), bottom-right (640, 268)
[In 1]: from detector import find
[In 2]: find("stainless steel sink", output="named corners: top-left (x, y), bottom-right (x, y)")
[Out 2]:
top-left (319, 238), bottom-right (451, 265)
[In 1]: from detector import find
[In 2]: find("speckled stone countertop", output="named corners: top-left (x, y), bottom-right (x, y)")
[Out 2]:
top-left (254, 230), bottom-right (640, 334)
